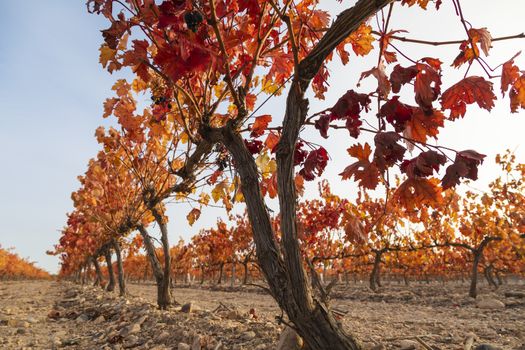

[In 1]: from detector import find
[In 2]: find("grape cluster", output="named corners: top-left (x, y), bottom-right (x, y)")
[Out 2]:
top-left (152, 96), bottom-right (172, 109)
top-left (184, 11), bottom-right (203, 33)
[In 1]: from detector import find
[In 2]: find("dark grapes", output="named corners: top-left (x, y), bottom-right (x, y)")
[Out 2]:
top-left (184, 11), bottom-right (203, 33)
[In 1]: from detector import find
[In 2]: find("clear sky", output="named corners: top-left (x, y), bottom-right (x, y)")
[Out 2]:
top-left (0, 1), bottom-right (523, 273)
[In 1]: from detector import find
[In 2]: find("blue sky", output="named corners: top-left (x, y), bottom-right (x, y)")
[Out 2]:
top-left (0, 1), bottom-right (523, 273)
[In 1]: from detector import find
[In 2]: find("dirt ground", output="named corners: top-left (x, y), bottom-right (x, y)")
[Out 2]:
top-left (0, 279), bottom-right (524, 349)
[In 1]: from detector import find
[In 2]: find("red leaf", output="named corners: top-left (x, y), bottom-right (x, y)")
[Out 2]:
top-left (344, 216), bottom-right (367, 244)
top-left (316, 90), bottom-right (370, 139)
top-left (101, 18), bottom-right (128, 49)
top-left (400, 150), bottom-right (447, 178)
top-left (379, 97), bottom-right (414, 132)
top-left (345, 118), bottom-right (362, 139)
top-left (154, 43), bottom-right (211, 82)
top-left (331, 90), bottom-right (371, 119)
top-left (244, 139), bottom-right (263, 154)
top-left (441, 150), bottom-right (485, 189)
top-left (390, 65), bottom-right (418, 93)
top-left (122, 40), bottom-right (150, 82)
top-left (414, 63), bottom-right (441, 114)
top-left (440, 76), bottom-right (496, 120)
top-left (299, 147), bottom-right (329, 181)
top-left (314, 114), bottom-right (331, 139)
top-left (373, 132), bottom-right (406, 171)
top-left (250, 115), bottom-right (272, 137)
top-left (294, 142), bottom-right (308, 166)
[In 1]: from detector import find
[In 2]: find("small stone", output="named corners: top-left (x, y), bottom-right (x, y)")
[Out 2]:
top-left (25, 317), bottom-right (38, 324)
top-left (134, 315), bottom-right (148, 325)
top-left (477, 298), bottom-right (505, 309)
top-left (123, 335), bottom-right (139, 348)
top-left (62, 338), bottom-right (80, 346)
top-left (13, 320), bottom-right (30, 328)
top-left (192, 335), bottom-right (202, 350)
top-left (276, 327), bottom-right (303, 350)
top-left (156, 331), bottom-right (171, 342)
top-left (76, 313), bottom-right (90, 322)
top-left (120, 323), bottom-right (141, 337)
top-left (16, 328), bottom-right (26, 335)
top-left (242, 331), bottom-right (256, 340)
top-left (398, 340), bottom-right (419, 350)
top-left (178, 343), bottom-right (191, 350)
top-left (94, 315), bottom-right (105, 324)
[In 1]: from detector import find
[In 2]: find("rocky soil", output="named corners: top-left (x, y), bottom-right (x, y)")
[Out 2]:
top-left (0, 280), bottom-right (524, 349)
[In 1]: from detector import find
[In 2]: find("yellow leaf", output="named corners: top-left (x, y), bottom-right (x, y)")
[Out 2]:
top-left (99, 45), bottom-right (116, 68)
top-left (255, 152), bottom-right (277, 177)
top-left (214, 82), bottom-right (226, 98)
top-left (262, 79), bottom-right (282, 95)
top-left (132, 78), bottom-right (147, 93)
top-left (199, 193), bottom-right (210, 206)
top-left (186, 208), bottom-right (201, 226)
top-left (212, 181), bottom-right (229, 203)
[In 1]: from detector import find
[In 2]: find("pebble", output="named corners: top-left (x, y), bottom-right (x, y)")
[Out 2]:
top-left (120, 322), bottom-right (141, 337)
top-left (398, 339), bottom-right (420, 349)
top-left (178, 343), bottom-right (191, 350)
top-left (242, 330), bottom-right (257, 340)
top-left (477, 298), bottom-right (505, 309)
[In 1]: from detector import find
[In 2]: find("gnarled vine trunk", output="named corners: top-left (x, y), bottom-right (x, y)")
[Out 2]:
top-left (469, 251), bottom-right (481, 298)
top-left (370, 250), bottom-right (383, 292)
top-left (483, 264), bottom-right (497, 288)
top-left (216, 2), bottom-right (394, 348)
top-left (112, 239), bottom-right (127, 296)
top-left (104, 247), bottom-right (115, 292)
top-left (92, 256), bottom-right (103, 288)
top-left (469, 236), bottom-right (501, 298)
top-left (137, 225), bottom-right (171, 309)
top-left (217, 263), bottom-right (224, 285)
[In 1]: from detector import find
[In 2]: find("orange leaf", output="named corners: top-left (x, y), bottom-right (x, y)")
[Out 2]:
top-left (250, 115), bottom-right (272, 137)
top-left (501, 58), bottom-right (520, 95)
top-left (186, 208), bottom-right (201, 226)
top-left (340, 143), bottom-right (380, 189)
top-left (440, 76), bottom-right (496, 120)
top-left (405, 108), bottom-right (444, 143)
top-left (344, 216), bottom-right (367, 244)
top-left (347, 142), bottom-right (372, 161)
top-left (469, 28), bottom-right (492, 57)
top-left (264, 132), bottom-right (280, 151)
top-left (393, 177), bottom-right (443, 211)
top-left (509, 74), bottom-right (525, 113)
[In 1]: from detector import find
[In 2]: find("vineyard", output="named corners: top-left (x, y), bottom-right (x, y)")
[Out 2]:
top-left (0, 246), bottom-right (50, 280)
top-left (2, 0), bottom-right (525, 349)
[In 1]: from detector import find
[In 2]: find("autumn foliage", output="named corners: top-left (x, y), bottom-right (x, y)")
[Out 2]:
top-left (0, 246), bottom-right (50, 280)
top-left (51, 0), bottom-right (525, 348)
